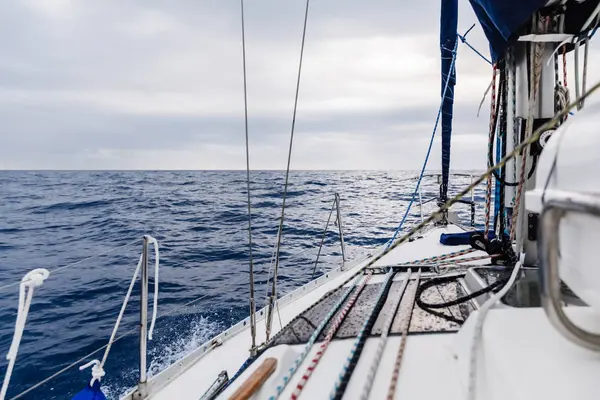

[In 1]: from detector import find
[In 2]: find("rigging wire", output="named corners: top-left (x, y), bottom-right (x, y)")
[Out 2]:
top-left (311, 196), bottom-right (337, 278)
top-left (266, 0), bottom-right (311, 341)
top-left (239, 0), bottom-right (258, 356)
top-left (387, 39), bottom-right (459, 246)
top-left (0, 238), bottom-right (140, 293)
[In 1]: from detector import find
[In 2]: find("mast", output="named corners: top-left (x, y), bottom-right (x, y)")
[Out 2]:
top-left (439, 0), bottom-right (458, 207)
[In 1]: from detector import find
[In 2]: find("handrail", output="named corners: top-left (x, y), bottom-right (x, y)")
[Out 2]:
top-left (539, 190), bottom-right (600, 351)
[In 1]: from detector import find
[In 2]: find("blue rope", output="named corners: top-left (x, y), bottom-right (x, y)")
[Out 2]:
top-left (386, 39), bottom-right (459, 247)
top-left (457, 33), bottom-right (492, 65)
top-left (220, 355), bottom-right (258, 393)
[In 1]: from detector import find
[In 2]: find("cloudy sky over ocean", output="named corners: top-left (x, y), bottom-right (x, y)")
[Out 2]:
top-left (1, 0), bottom-right (599, 170)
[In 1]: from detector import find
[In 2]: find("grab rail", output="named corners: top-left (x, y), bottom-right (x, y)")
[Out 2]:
top-left (539, 190), bottom-right (600, 351)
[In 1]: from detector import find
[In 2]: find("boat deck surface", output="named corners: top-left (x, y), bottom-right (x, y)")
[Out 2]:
top-left (146, 224), bottom-right (488, 400)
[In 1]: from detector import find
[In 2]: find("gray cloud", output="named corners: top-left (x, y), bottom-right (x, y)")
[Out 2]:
top-left (0, 0), bottom-right (599, 170)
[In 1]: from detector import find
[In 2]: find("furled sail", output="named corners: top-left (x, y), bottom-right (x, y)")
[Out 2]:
top-left (440, 0), bottom-right (458, 203)
top-left (468, 0), bottom-right (547, 62)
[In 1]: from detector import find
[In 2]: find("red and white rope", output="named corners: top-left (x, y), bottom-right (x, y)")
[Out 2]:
top-left (289, 273), bottom-right (372, 400)
top-left (484, 66), bottom-right (497, 237)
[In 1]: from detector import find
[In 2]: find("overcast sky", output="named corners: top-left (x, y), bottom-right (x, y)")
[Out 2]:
top-left (1, 0), bottom-right (599, 170)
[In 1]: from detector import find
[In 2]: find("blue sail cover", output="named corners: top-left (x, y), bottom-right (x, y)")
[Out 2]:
top-left (440, 0), bottom-right (458, 201)
top-left (468, 0), bottom-right (547, 62)
top-left (72, 381), bottom-right (107, 400)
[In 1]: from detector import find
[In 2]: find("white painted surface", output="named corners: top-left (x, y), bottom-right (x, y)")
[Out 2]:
top-left (527, 102), bottom-right (600, 311)
top-left (456, 307), bottom-right (600, 400)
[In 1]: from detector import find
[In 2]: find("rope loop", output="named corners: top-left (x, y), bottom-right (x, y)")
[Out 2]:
top-left (78, 359), bottom-right (106, 387)
top-left (1, 268), bottom-right (50, 400)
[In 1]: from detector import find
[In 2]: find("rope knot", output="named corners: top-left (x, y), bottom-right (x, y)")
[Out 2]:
top-left (21, 268), bottom-right (50, 288)
top-left (79, 359), bottom-right (106, 386)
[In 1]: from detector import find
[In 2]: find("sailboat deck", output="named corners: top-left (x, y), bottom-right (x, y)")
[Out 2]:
top-left (143, 224), bottom-right (493, 400)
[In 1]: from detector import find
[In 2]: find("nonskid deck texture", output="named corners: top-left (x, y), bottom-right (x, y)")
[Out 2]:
top-left (145, 224), bottom-right (492, 400)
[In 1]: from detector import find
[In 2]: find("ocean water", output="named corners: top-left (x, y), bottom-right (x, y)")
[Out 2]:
top-left (0, 170), bottom-right (486, 399)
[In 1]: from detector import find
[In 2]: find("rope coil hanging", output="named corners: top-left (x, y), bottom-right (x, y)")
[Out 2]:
top-left (1, 269), bottom-right (50, 400)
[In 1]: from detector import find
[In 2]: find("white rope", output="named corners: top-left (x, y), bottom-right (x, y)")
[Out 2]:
top-left (148, 237), bottom-right (160, 340)
top-left (476, 75), bottom-right (494, 118)
top-left (78, 360), bottom-right (105, 387)
top-left (1, 269), bottom-right (50, 400)
top-left (467, 258), bottom-right (523, 400)
top-left (80, 236), bottom-right (159, 386)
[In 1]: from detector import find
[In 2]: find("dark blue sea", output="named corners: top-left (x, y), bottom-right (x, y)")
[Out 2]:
top-left (0, 171), bottom-right (485, 399)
